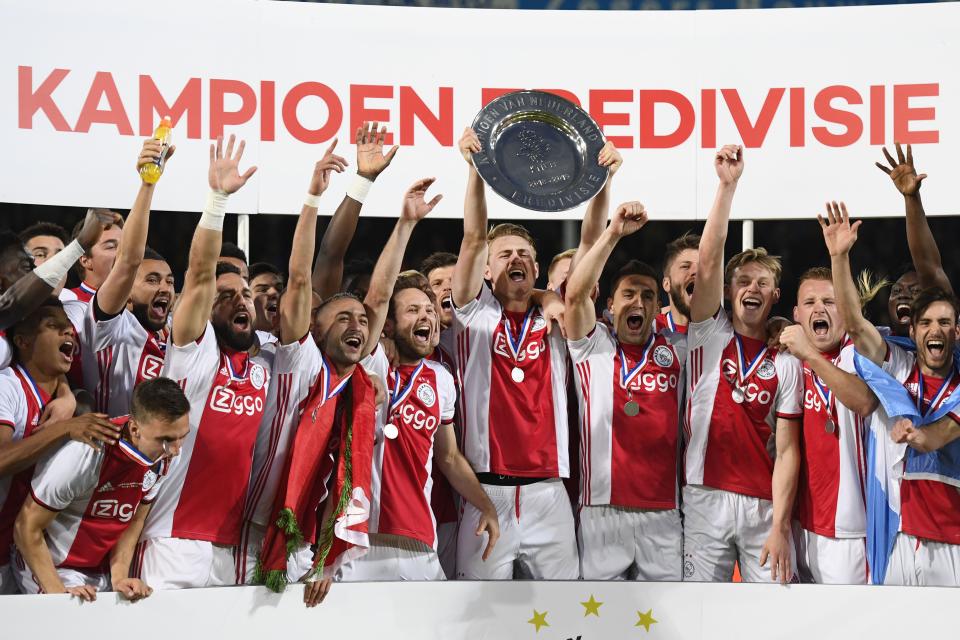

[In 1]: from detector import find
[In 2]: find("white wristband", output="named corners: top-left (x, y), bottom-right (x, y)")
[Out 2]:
top-left (33, 239), bottom-right (84, 288)
top-left (346, 175), bottom-right (374, 204)
top-left (199, 190), bottom-right (228, 231)
top-left (304, 193), bottom-right (322, 209)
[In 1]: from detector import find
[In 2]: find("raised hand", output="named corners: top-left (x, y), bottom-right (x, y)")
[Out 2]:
top-left (356, 122), bottom-right (398, 180)
top-left (459, 127), bottom-right (481, 165)
top-left (76, 209), bottom-right (124, 252)
top-left (401, 178), bottom-right (443, 222)
top-left (136, 138), bottom-right (175, 177)
top-left (598, 141), bottom-right (623, 175)
top-left (818, 201), bottom-right (861, 257)
top-left (715, 144), bottom-right (744, 185)
top-left (876, 142), bottom-right (927, 196)
top-left (308, 139), bottom-right (349, 196)
top-left (208, 134), bottom-right (257, 194)
top-left (608, 201), bottom-right (648, 238)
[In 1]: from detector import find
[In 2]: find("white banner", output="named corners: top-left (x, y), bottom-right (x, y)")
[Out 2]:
top-left (1, 0), bottom-right (958, 220)
top-left (1, 581), bottom-right (957, 639)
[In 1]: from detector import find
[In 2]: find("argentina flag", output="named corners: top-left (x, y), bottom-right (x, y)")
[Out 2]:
top-left (853, 345), bottom-right (960, 584)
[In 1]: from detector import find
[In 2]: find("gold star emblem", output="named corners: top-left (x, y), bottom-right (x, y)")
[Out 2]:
top-left (580, 594), bottom-right (603, 617)
top-left (527, 609), bottom-right (549, 633)
top-left (635, 608), bottom-right (658, 632)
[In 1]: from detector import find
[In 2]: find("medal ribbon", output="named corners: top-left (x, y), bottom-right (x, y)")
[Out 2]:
top-left (15, 365), bottom-right (46, 412)
top-left (734, 334), bottom-right (769, 389)
top-left (618, 333), bottom-right (656, 390)
top-left (319, 354), bottom-right (353, 405)
top-left (388, 360), bottom-right (425, 418)
top-left (118, 438), bottom-right (158, 467)
top-left (665, 312), bottom-right (677, 333)
top-left (502, 308), bottom-right (536, 365)
top-left (223, 352), bottom-right (250, 381)
top-left (916, 365), bottom-right (957, 418)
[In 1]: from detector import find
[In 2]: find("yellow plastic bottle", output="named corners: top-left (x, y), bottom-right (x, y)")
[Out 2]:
top-left (140, 116), bottom-right (172, 184)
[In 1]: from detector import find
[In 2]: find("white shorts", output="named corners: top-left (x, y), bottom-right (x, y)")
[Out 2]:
top-left (457, 479), bottom-right (578, 580)
top-left (10, 546), bottom-right (110, 594)
top-left (682, 485), bottom-right (795, 583)
top-left (134, 537), bottom-right (236, 589)
top-left (793, 524), bottom-right (866, 584)
top-left (885, 533), bottom-right (960, 586)
top-left (335, 535), bottom-right (446, 582)
top-left (236, 521), bottom-right (315, 585)
top-left (578, 505), bottom-right (682, 581)
top-left (436, 521), bottom-right (457, 580)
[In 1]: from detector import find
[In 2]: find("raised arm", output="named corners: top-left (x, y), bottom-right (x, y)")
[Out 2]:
top-left (312, 123), bottom-right (398, 299)
top-left (819, 202), bottom-right (885, 365)
top-left (96, 139), bottom-right (176, 316)
top-left (761, 417), bottom-right (800, 584)
top-left (452, 128), bottom-right (488, 307)
top-left (569, 143), bottom-right (623, 275)
top-left (778, 325), bottom-right (879, 417)
top-left (281, 142), bottom-right (347, 344)
top-left (362, 178), bottom-right (442, 356)
top-left (875, 143), bottom-right (951, 294)
top-left (171, 135), bottom-right (256, 346)
top-left (0, 210), bottom-right (117, 330)
top-left (565, 201), bottom-right (648, 341)
top-left (689, 145), bottom-right (743, 323)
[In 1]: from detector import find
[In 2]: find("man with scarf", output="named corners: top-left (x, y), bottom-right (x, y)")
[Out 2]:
top-left (822, 201), bottom-right (960, 586)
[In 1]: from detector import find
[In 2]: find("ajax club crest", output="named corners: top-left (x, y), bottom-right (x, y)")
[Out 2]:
top-left (142, 470), bottom-right (158, 492)
top-left (250, 364), bottom-right (266, 390)
top-left (417, 382), bottom-right (436, 408)
top-left (757, 359), bottom-right (776, 380)
top-left (653, 345), bottom-right (674, 368)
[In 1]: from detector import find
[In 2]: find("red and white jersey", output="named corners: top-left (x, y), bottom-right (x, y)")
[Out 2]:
top-left (0, 365), bottom-right (50, 562)
top-left (0, 333), bottom-right (10, 369)
top-left (427, 342), bottom-right (460, 526)
top-left (452, 285), bottom-right (569, 477)
top-left (655, 311), bottom-right (688, 335)
top-left (796, 342), bottom-right (867, 539)
top-left (58, 288), bottom-right (79, 303)
top-left (82, 294), bottom-right (168, 417)
top-left (882, 344), bottom-right (960, 544)
top-left (684, 312), bottom-right (803, 500)
top-left (244, 334), bottom-right (329, 528)
top-left (365, 348), bottom-right (456, 549)
top-left (568, 325), bottom-right (686, 509)
top-left (69, 282), bottom-right (96, 304)
top-left (29, 418), bottom-right (166, 570)
top-left (141, 322), bottom-right (270, 545)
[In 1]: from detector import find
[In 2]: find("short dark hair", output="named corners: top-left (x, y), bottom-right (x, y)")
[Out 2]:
top-left (219, 242), bottom-right (247, 263)
top-left (0, 231), bottom-right (24, 260)
top-left (70, 209), bottom-right (124, 278)
top-left (894, 263), bottom-right (918, 282)
top-left (911, 287), bottom-right (960, 326)
top-left (131, 377), bottom-right (190, 424)
top-left (609, 260), bottom-right (659, 297)
top-left (143, 246), bottom-right (166, 263)
top-left (7, 297), bottom-right (64, 362)
top-left (19, 222), bottom-right (68, 246)
top-left (420, 252), bottom-right (457, 279)
top-left (248, 262), bottom-right (283, 283)
top-left (317, 291), bottom-right (363, 314)
top-left (390, 271), bottom-right (437, 320)
top-left (215, 261), bottom-right (243, 280)
top-left (662, 232), bottom-right (701, 274)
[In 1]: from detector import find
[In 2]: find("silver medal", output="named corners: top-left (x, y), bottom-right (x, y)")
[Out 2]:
top-left (511, 366), bottom-right (525, 383)
top-left (383, 423), bottom-right (399, 440)
top-left (624, 400), bottom-right (640, 417)
top-left (825, 418), bottom-right (836, 434)
top-left (731, 386), bottom-right (746, 404)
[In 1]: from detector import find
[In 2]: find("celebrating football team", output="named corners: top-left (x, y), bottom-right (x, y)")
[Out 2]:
top-left (0, 120), bottom-right (957, 609)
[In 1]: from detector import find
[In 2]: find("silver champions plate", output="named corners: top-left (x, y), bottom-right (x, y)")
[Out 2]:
top-left (471, 90), bottom-right (608, 212)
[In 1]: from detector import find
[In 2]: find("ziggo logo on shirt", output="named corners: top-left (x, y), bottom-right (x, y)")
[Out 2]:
top-left (209, 385), bottom-right (264, 416)
top-left (627, 372), bottom-right (679, 394)
top-left (90, 499), bottom-right (135, 523)
top-left (721, 358), bottom-right (773, 405)
top-left (493, 334), bottom-right (545, 362)
top-left (397, 404), bottom-right (438, 431)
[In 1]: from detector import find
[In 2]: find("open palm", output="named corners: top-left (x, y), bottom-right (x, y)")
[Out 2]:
top-left (818, 201), bottom-right (861, 256)
top-left (356, 122), bottom-right (399, 179)
top-left (875, 142), bottom-right (926, 196)
top-left (208, 134), bottom-right (256, 194)
top-left (401, 178), bottom-right (443, 222)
